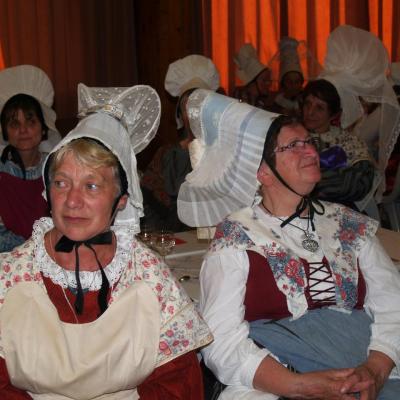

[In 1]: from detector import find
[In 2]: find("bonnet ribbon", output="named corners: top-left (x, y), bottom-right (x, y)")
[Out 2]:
top-left (266, 161), bottom-right (325, 230)
top-left (55, 231), bottom-right (113, 316)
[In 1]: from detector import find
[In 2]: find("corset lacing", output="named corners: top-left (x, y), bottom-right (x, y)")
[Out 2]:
top-left (306, 259), bottom-right (336, 308)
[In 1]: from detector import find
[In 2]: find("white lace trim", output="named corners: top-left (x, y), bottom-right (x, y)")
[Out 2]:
top-left (33, 217), bottom-right (134, 291)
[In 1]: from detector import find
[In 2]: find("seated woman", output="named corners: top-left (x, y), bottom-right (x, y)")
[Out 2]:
top-left (268, 37), bottom-right (309, 117)
top-left (177, 89), bottom-right (400, 399)
top-left (0, 65), bottom-right (61, 252)
top-left (141, 54), bottom-right (220, 231)
top-left (0, 84), bottom-right (212, 399)
top-left (0, 65), bottom-right (61, 154)
top-left (232, 43), bottom-right (274, 111)
top-left (317, 25), bottom-right (400, 201)
top-left (302, 79), bottom-right (375, 207)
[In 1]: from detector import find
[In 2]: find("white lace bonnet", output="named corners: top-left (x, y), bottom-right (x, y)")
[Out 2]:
top-left (268, 37), bottom-right (321, 89)
top-left (319, 25), bottom-right (400, 183)
top-left (164, 54), bottom-right (220, 97)
top-left (0, 64), bottom-right (61, 152)
top-left (164, 54), bottom-right (220, 129)
top-left (177, 89), bottom-right (279, 227)
top-left (234, 43), bottom-right (268, 85)
top-left (43, 83), bottom-right (161, 233)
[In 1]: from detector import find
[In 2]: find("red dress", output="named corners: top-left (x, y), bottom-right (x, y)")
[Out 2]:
top-left (0, 172), bottom-right (49, 239)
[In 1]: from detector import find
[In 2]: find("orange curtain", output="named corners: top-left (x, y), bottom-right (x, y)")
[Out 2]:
top-left (202, 0), bottom-right (400, 95)
top-left (0, 0), bottom-right (137, 135)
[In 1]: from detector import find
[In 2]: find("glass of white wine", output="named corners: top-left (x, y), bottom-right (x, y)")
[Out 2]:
top-left (151, 230), bottom-right (176, 262)
top-left (138, 224), bottom-right (154, 246)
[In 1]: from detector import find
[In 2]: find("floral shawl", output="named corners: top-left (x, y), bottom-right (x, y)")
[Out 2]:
top-left (207, 202), bottom-right (378, 319)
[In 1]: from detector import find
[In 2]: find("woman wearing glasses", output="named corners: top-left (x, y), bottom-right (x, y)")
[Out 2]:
top-left (177, 89), bottom-right (400, 399)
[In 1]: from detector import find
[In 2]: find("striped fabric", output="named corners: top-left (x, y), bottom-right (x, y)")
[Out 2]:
top-left (178, 89), bottom-right (280, 227)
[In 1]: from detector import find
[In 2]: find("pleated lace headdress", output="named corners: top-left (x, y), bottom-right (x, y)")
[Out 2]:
top-left (43, 83), bottom-right (161, 233)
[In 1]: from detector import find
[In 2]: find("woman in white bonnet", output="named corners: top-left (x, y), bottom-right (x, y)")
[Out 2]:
top-left (141, 54), bottom-right (220, 231)
top-left (178, 89), bottom-right (400, 400)
top-left (0, 84), bottom-right (212, 399)
top-left (269, 37), bottom-right (321, 117)
top-left (0, 65), bottom-right (61, 252)
top-left (312, 25), bottom-right (400, 201)
top-left (232, 43), bottom-right (273, 111)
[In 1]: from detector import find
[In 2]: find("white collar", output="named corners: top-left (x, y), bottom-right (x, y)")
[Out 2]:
top-left (33, 218), bottom-right (133, 291)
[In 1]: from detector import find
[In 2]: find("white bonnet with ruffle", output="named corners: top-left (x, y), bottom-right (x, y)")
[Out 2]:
top-left (0, 64), bottom-right (61, 152)
top-left (164, 54), bottom-right (220, 97)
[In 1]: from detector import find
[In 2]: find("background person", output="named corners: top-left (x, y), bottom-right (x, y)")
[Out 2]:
top-left (0, 83), bottom-right (212, 399)
top-left (0, 65), bottom-right (62, 252)
top-left (301, 78), bottom-right (376, 208)
top-left (177, 89), bottom-right (400, 400)
top-left (141, 54), bottom-right (220, 231)
top-left (318, 25), bottom-right (400, 200)
top-left (232, 43), bottom-right (273, 111)
top-left (268, 37), bottom-right (305, 116)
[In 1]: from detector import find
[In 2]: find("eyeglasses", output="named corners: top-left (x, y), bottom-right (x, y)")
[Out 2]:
top-left (274, 137), bottom-right (318, 153)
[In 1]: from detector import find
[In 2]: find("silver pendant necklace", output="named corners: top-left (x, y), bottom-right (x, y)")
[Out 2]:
top-left (260, 203), bottom-right (319, 253)
top-left (278, 218), bottom-right (319, 253)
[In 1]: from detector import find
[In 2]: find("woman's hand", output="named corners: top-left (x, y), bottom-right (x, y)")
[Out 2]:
top-left (254, 356), bottom-right (371, 399)
top-left (339, 351), bottom-right (394, 400)
top-left (289, 368), bottom-right (372, 399)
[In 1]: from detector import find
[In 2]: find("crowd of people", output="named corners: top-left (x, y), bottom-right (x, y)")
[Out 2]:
top-left (0, 24), bottom-right (399, 399)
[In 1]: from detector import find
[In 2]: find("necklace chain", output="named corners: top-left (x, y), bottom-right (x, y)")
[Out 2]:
top-left (260, 203), bottom-right (320, 253)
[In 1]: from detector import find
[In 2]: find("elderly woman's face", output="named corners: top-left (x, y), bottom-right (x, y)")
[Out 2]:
top-left (273, 124), bottom-right (320, 194)
top-left (50, 152), bottom-right (124, 241)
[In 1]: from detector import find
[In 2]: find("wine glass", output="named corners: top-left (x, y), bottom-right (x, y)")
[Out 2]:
top-left (137, 223), bottom-right (154, 246)
top-left (151, 230), bottom-right (176, 262)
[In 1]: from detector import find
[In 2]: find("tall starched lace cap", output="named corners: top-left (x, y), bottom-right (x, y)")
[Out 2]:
top-left (44, 84), bottom-right (161, 233)
top-left (234, 43), bottom-right (268, 85)
top-left (319, 25), bottom-right (400, 197)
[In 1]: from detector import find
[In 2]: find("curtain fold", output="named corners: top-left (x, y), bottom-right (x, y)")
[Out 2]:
top-left (202, 0), bottom-right (400, 95)
top-left (0, 0), bottom-right (137, 135)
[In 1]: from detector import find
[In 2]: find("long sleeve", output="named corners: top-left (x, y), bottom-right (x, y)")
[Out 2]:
top-left (199, 251), bottom-right (270, 388)
top-left (359, 236), bottom-right (400, 374)
top-left (0, 221), bottom-right (25, 253)
top-left (0, 357), bottom-right (32, 399)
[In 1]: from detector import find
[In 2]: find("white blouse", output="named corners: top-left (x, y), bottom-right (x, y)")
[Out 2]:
top-left (199, 206), bottom-right (400, 388)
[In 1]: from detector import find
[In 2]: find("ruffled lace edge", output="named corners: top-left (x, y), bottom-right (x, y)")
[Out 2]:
top-left (32, 217), bottom-right (134, 291)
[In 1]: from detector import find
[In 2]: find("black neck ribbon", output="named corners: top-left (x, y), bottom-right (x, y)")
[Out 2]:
top-left (266, 160), bottom-right (325, 231)
top-left (55, 231), bottom-right (113, 316)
